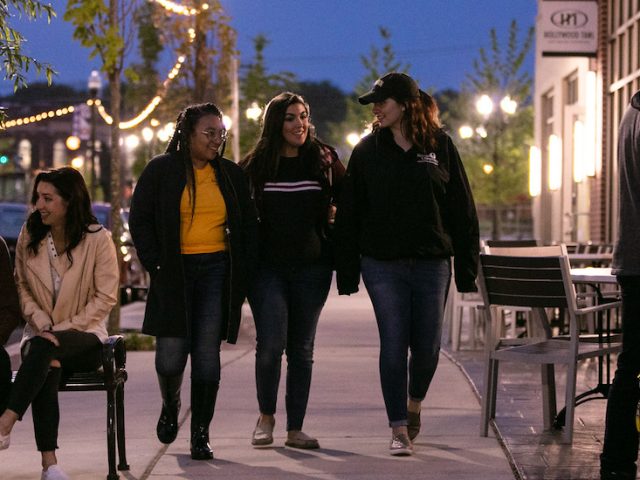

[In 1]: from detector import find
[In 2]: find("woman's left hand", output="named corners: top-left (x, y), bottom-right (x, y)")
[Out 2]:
top-left (38, 330), bottom-right (60, 347)
top-left (328, 205), bottom-right (336, 225)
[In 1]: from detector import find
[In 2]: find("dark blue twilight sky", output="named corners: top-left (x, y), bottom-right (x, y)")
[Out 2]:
top-left (6, 0), bottom-right (537, 96)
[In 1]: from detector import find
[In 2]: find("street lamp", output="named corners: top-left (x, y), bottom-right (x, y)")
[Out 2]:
top-left (459, 94), bottom-right (517, 239)
top-left (87, 70), bottom-right (102, 200)
top-left (245, 102), bottom-right (262, 122)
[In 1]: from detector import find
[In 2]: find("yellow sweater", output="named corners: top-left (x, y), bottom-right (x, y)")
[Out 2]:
top-left (180, 164), bottom-right (227, 254)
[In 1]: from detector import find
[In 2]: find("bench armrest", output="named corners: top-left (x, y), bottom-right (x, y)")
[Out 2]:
top-left (102, 335), bottom-right (127, 387)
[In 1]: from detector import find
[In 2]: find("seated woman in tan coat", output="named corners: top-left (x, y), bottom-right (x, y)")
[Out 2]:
top-left (0, 167), bottom-right (119, 480)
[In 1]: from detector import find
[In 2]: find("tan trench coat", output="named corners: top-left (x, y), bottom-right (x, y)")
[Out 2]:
top-left (14, 225), bottom-right (119, 346)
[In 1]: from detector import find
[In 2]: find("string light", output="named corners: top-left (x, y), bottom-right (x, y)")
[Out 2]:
top-left (2, 106), bottom-right (75, 129)
top-left (1, 2), bottom-right (195, 131)
top-left (150, 0), bottom-right (209, 16)
top-left (90, 40), bottom-right (190, 129)
top-left (2, 50), bottom-right (187, 131)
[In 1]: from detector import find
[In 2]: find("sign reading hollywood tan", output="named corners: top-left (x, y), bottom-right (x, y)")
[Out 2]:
top-left (538, 0), bottom-right (598, 57)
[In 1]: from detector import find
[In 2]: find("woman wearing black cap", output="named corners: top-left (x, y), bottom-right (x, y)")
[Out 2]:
top-left (334, 72), bottom-right (479, 456)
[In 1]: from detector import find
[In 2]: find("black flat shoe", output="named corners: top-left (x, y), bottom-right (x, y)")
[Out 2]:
top-left (157, 403), bottom-right (180, 444)
top-left (190, 426), bottom-right (213, 460)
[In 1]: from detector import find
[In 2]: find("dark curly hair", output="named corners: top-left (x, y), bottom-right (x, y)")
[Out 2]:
top-left (240, 92), bottom-right (327, 196)
top-left (26, 167), bottom-right (99, 263)
top-left (165, 102), bottom-right (226, 220)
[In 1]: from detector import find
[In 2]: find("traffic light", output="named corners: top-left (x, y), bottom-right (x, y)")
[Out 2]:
top-left (0, 155), bottom-right (7, 165)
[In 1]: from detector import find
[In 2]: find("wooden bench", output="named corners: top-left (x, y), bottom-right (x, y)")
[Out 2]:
top-left (12, 334), bottom-right (129, 480)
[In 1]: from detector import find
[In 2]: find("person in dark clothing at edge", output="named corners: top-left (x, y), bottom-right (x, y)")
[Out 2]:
top-left (334, 72), bottom-right (479, 456)
top-left (240, 92), bottom-right (345, 450)
top-left (600, 90), bottom-right (640, 480)
top-left (129, 103), bottom-right (258, 461)
top-left (0, 235), bottom-right (22, 418)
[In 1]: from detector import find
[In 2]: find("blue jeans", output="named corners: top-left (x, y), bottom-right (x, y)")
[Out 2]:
top-left (361, 256), bottom-right (451, 427)
top-left (601, 275), bottom-right (640, 479)
top-left (248, 263), bottom-right (332, 431)
top-left (155, 252), bottom-right (228, 383)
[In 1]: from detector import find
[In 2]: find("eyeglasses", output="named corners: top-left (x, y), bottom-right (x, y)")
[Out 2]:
top-left (200, 128), bottom-right (228, 141)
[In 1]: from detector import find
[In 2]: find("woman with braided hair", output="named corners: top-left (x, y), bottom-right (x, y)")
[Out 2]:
top-left (129, 103), bottom-right (258, 460)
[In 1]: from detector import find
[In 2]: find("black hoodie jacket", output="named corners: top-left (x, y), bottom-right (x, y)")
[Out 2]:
top-left (334, 128), bottom-right (479, 294)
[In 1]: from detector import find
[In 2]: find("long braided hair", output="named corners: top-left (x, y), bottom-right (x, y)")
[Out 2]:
top-left (165, 102), bottom-right (226, 220)
top-left (26, 167), bottom-right (99, 263)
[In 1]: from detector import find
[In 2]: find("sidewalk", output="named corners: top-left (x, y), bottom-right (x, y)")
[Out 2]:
top-left (1, 286), bottom-right (516, 480)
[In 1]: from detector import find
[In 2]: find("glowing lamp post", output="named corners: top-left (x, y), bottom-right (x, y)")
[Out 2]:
top-left (460, 94), bottom-right (517, 239)
top-left (87, 70), bottom-right (102, 199)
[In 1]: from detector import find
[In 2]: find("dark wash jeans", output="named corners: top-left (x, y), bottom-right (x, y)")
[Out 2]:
top-left (601, 275), bottom-right (640, 479)
top-left (8, 330), bottom-right (102, 451)
top-left (361, 256), bottom-right (451, 427)
top-left (248, 263), bottom-right (332, 431)
top-left (155, 252), bottom-right (228, 383)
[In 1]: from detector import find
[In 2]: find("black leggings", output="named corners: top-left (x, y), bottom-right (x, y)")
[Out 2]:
top-left (7, 331), bottom-right (102, 451)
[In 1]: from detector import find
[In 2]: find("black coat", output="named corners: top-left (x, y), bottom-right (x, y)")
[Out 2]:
top-left (129, 153), bottom-right (258, 343)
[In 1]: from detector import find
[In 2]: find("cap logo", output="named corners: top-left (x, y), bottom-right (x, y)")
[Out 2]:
top-left (374, 79), bottom-right (384, 88)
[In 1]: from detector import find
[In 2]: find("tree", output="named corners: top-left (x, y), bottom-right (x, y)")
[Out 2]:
top-left (65, 0), bottom-right (133, 333)
top-left (454, 20), bottom-right (534, 238)
top-left (295, 80), bottom-right (347, 140)
top-left (159, 0), bottom-right (237, 106)
top-left (122, 0), bottom-right (162, 115)
top-left (0, 1), bottom-right (56, 119)
top-left (327, 26), bottom-right (409, 160)
top-left (239, 34), bottom-right (296, 158)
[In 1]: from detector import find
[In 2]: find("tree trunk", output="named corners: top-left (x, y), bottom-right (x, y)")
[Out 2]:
top-left (108, 0), bottom-right (122, 334)
top-left (194, 1), bottom-right (208, 103)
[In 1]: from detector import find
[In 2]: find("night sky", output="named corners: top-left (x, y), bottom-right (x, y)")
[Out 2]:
top-left (7, 0), bottom-right (537, 95)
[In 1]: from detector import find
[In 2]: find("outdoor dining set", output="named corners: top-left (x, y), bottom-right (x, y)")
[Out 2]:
top-left (445, 240), bottom-right (621, 444)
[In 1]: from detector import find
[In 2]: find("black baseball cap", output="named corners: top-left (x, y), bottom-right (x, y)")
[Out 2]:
top-left (358, 72), bottom-right (420, 105)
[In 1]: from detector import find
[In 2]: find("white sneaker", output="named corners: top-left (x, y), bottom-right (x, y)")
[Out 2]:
top-left (389, 433), bottom-right (413, 456)
top-left (41, 464), bottom-right (70, 480)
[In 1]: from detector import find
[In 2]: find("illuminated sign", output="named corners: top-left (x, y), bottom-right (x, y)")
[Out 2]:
top-left (538, 1), bottom-right (598, 57)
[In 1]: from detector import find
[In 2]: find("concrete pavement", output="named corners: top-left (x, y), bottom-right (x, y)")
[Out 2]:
top-left (1, 285), bottom-right (516, 479)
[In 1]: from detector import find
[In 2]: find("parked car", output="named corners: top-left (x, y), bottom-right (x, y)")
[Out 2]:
top-left (92, 202), bottom-right (149, 304)
top-left (0, 201), bottom-right (29, 261)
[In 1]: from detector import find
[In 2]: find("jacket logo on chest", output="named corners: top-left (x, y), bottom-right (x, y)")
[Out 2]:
top-left (416, 152), bottom-right (438, 166)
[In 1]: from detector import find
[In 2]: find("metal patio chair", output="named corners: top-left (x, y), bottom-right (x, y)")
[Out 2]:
top-left (477, 246), bottom-right (621, 444)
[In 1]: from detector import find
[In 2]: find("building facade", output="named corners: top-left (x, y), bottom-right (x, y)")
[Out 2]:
top-left (533, 0), bottom-right (639, 245)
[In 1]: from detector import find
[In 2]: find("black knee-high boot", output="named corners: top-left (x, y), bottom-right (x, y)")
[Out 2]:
top-left (156, 373), bottom-right (183, 444)
top-left (190, 380), bottom-right (219, 460)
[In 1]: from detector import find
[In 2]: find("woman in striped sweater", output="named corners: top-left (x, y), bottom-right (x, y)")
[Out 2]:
top-left (240, 92), bottom-right (344, 450)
